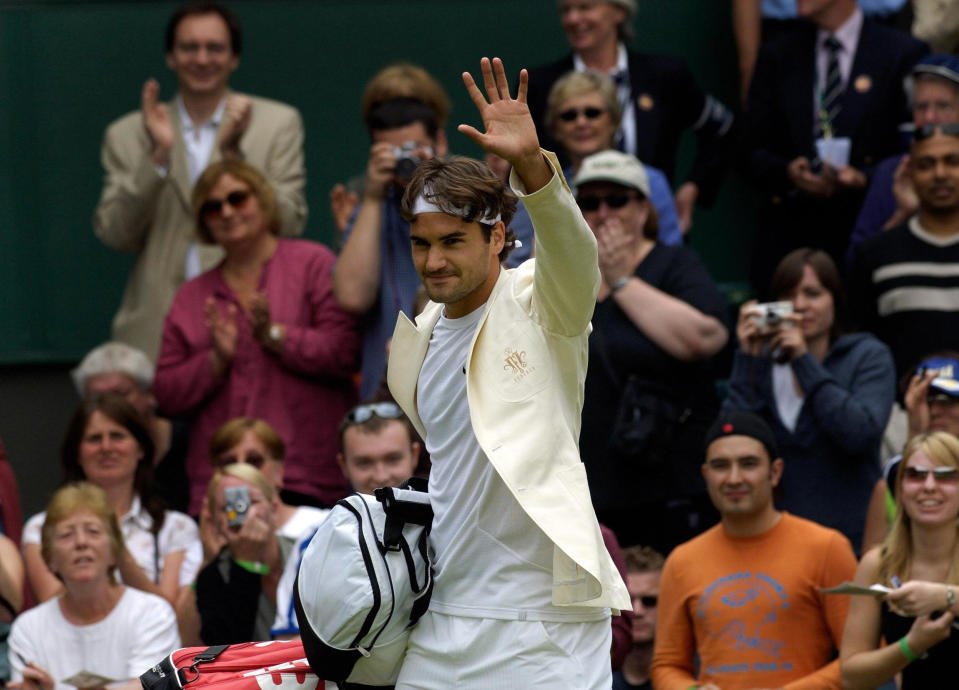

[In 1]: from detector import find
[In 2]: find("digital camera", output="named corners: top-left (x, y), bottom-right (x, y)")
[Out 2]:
top-left (392, 141), bottom-right (430, 183)
top-left (224, 485), bottom-right (251, 528)
top-left (749, 301), bottom-right (793, 332)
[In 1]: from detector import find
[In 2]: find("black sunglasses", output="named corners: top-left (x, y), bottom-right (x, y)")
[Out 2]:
top-left (576, 193), bottom-right (637, 212)
top-left (345, 402), bottom-right (403, 424)
top-left (631, 594), bottom-right (658, 608)
top-left (558, 106), bottom-right (605, 122)
top-left (200, 189), bottom-right (252, 219)
top-left (214, 451), bottom-right (267, 469)
top-left (913, 123), bottom-right (959, 142)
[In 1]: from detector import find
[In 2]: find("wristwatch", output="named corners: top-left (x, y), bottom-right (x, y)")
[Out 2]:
top-left (611, 276), bottom-right (631, 293)
top-left (947, 585), bottom-right (956, 609)
top-left (268, 323), bottom-right (284, 348)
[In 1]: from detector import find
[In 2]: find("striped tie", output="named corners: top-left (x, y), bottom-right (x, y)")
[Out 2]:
top-left (818, 36), bottom-right (843, 137)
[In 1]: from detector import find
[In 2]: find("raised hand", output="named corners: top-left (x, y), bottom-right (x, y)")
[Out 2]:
top-left (330, 183), bottom-right (359, 234)
top-left (458, 57), bottom-right (549, 191)
top-left (141, 78), bottom-right (175, 167)
top-left (218, 93), bottom-right (252, 159)
top-left (904, 369), bottom-right (935, 437)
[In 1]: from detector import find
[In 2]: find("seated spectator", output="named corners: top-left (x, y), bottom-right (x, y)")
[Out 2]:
top-left (742, 0), bottom-right (926, 290)
top-left (849, 123), bottom-right (959, 382)
top-left (193, 463), bottom-right (283, 645)
top-left (526, 0), bottom-right (735, 231)
top-left (154, 160), bottom-right (360, 516)
top-left (271, 401), bottom-right (420, 639)
top-left (72, 341), bottom-right (189, 512)
top-left (546, 70), bottom-right (682, 244)
top-left (22, 395), bottom-right (201, 612)
top-left (0, 533), bottom-right (24, 687)
top-left (9, 483), bottom-right (180, 690)
top-left (572, 150), bottom-right (729, 553)
top-left (651, 411), bottom-right (857, 689)
top-left (726, 248), bottom-right (895, 551)
top-left (849, 54), bottom-right (959, 264)
top-left (840, 432), bottom-right (959, 688)
top-left (205, 417), bottom-right (328, 560)
top-left (614, 545), bottom-right (663, 690)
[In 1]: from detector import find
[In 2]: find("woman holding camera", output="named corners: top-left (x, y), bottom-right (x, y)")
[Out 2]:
top-left (725, 248), bottom-right (895, 551)
top-left (154, 160), bottom-right (360, 517)
top-left (840, 432), bottom-right (959, 688)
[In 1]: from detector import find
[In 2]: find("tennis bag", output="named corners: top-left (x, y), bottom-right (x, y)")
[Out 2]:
top-left (294, 478), bottom-right (433, 687)
top-left (139, 640), bottom-right (328, 690)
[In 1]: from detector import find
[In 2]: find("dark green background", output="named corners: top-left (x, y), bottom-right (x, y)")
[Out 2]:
top-left (0, 0), bottom-right (756, 364)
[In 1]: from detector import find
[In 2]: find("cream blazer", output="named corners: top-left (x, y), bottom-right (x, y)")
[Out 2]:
top-left (93, 93), bottom-right (307, 361)
top-left (388, 152), bottom-right (630, 611)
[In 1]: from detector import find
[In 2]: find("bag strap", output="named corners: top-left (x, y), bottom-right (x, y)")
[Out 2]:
top-left (178, 645), bottom-right (229, 686)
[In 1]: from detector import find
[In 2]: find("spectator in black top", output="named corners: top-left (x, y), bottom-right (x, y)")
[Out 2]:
top-left (525, 0), bottom-right (734, 232)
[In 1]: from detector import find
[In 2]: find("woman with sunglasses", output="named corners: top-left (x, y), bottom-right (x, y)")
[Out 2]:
top-left (545, 70), bottom-right (682, 243)
top-left (571, 149), bottom-right (729, 554)
top-left (840, 432), bottom-right (959, 688)
top-left (154, 160), bottom-right (361, 518)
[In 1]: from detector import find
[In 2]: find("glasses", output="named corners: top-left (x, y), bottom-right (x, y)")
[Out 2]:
top-left (345, 402), bottom-right (403, 424)
top-left (558, 106), bottom-right (605, 122)
top-left (576, 193), bottom-right (637, 212)
top-left (928, 392), bottom-right (959, 405)
top-left (913, 123), bottom-right (959, 142)
top-left (214, 451), bottom-right (267, 469)
top-left (903, 466), bottom-right (959, 483)
top-left (631, 594), bottom-right (658, 608)
top-left (200, 189), bottom-right (252, 220)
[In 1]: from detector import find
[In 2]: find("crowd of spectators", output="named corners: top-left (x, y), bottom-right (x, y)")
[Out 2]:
top-left (4, 0), bottom-right (959, 687)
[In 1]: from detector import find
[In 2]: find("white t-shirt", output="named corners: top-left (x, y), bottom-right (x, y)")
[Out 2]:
top-left (418, 307), bottom-right (604, 622)
top-left (772, 362), bottom-right (804, 432)
top-left (24, 497), bottom-right (202, 587)
top-left (8, 587), bottom-right (180, 690)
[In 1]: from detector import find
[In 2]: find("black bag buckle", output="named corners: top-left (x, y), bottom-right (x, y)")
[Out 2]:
top-left (179, 645), bottom-right (229, 685)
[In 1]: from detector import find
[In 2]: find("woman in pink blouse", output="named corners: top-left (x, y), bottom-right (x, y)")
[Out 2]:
top-left (154, 160), bottom-right (360, 516)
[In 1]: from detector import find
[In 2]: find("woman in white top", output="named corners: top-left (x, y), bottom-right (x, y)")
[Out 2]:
top-left (9, 482), bottom-right (180, 690)
top-left (22, 394), bottom-right (201, 612)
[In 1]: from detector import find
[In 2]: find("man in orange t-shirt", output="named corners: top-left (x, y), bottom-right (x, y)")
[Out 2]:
top-left (651, 410), bottom-right (857, 690)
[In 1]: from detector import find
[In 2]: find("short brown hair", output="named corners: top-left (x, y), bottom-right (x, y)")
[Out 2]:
top-left (767, 247), bottom-right (846, 342)
top-left (193, 160), bottom-right (280, 244)
top-left (209, 417), bottom-right (285, 465)
top-left (362, 63), bottom-right (451, 131)
top-left (622, 545), bottom-right (665, 574)
top-left (42, 482), bottom-right (125, 580)
top-left (546, 70), bottom-right (622, 136)
top-left (400, 156), bottom-right (519, 262)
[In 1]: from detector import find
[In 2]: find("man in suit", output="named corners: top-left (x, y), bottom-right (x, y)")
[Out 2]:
top-left (386, 57), bottom-right (629, 689)
top-left (525, 0), bottom-right (734, 232)
top-left (93, 1), bottom-right (307, 361)
top-left (744, 0), bottom-right (927, 292)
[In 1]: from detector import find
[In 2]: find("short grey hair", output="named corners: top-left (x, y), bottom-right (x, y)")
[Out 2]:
top-left (558, 0), bottom-right (637, 42)
top-left (71, 342), bottom-right (155, 397)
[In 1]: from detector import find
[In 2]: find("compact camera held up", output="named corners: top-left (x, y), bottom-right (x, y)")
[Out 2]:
top-left (392, 141), bottom-right (433, 183)
top-left (748, 301), bottom-right (794, 333)
top-left (224, 485), bottom-right (251, 528)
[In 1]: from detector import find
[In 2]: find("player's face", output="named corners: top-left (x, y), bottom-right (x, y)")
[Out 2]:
top-left (166, 12), bottom-right (238, 98)
top-left (560, 0), bottom-right (625, 55)
top-left (910, 133), bottom-right (959, 214)
top-left (627, 570), bottom-right (661, 644)
top-left (702, 435), bottom-right (782, 518)
top-left (410, 213), bottom-right (504, 318)
top-left (339, 421), bottom-right (419, 496)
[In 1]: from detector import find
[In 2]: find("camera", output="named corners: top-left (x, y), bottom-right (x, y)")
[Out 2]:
top-left (224, 485), bottom-right (251, 528)
top-left (392, 141), bottom-right (430, 183)
top-left (749, 301), bottom-right (794, 332)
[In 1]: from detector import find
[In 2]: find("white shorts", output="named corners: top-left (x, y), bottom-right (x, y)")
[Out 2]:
top-left (394, 610), bottom-right (613, 689)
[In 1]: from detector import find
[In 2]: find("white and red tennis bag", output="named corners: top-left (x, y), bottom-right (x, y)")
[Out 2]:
top-left (139, 640), bottom-right (330, 690)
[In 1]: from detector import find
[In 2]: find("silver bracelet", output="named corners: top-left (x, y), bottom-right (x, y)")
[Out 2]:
top-left (611, 276), bottom-right (630, 293)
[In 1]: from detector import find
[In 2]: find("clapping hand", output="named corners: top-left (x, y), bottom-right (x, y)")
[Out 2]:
top-left (218, 94), bottom-right (252, 159)
top-left (142, 78), bottom-right (174, 167)
top-left (205, 297), bottom-right (238, 376)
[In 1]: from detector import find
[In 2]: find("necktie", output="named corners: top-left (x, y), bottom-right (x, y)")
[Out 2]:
top-left (818, 36), bottom-right (843, 137)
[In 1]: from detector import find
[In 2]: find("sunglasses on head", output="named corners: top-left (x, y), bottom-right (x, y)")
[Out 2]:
top-left (913, 123), bottom-right (959, 142)
top-left (558, 106), bottom-right (605, 122)
top-left (631, 594), bottom-right (658, 608)
top-left (903, 465), bottom-right (959, 483)
top-left (200, 189), bottom-right (252, 219)
top-left (576, 193), bottom-right (637, 212)
top-left (345, 402), bottom-right (403, 425)
top-left (214, 451), bottom-right (267, 469)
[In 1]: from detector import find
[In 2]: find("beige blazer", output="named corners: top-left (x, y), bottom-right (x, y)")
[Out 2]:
top-left (388, 152), bottom-right (630, 611)
top-left (93, 93), bottom-right (307, 361)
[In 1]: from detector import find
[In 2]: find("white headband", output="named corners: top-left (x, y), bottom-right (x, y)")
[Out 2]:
top-left (411, 192), bottom-right (502, 225)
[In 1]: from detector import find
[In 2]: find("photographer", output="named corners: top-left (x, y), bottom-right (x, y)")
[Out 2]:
top-left (724, 248), bottom-right (895, 552)
top-left (191, 463), bottom-right (283, 645)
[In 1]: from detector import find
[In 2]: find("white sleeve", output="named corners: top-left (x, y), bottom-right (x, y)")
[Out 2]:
top-left (270, 526), bottom-right (318, 637)
top-left (125, 595), bottom-right (181, 678)
top-left (161, 511), bottom-right (202, 587)
top-left (21, 512), bottom-right (46, 546)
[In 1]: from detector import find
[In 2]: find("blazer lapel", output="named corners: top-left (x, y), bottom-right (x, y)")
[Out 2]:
top-left (387, 304), bottom-right (442, 440)
top-left (169, 100), bottom-right (194, 212)
top-left (833, 21), bottom-right (876, 139)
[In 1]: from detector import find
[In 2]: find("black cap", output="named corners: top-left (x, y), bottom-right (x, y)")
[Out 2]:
top-left (704, 410), bottom-right (779, 461)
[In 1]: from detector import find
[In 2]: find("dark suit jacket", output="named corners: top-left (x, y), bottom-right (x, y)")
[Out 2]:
top-left (526, 50), bottom-right (733, 206)
top-left (743, 19), bottom-right (926, 289)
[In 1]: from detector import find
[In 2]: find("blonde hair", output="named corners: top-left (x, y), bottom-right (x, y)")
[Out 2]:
top-left (192, 160), bottom-right (280, 244)
top-left (206, 462), bottom-right (276, 510)
top-left (209, 417), bottom-right (285, 465)
top-left (878, 432), bottom-right (959, 586)
top-left (545, 70), bottom-right (622, 136)
top-left (41, 482), bottom-right (124, 579)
